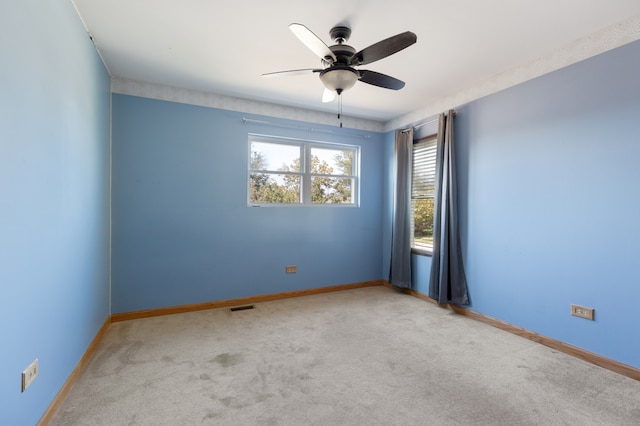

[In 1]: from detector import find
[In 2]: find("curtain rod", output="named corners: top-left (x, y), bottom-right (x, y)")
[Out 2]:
top-left (400, 117), bottom-right (438, 133)
top-left (401, 110), bottom-right (456, 133)
top-left (242, 117), bottom-right (370, 139)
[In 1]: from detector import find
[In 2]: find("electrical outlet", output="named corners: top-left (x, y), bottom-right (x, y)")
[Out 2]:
top-left (22, 358), bottom-right (38, 392)
top-left (285, 265), bottom-right (297, 274)
top-left (571, 304), bottom-right (594, 320)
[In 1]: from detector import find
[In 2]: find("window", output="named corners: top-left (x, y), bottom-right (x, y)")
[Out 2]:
top-left (411, 135), bottom-right (437, 253)
top-left (248, 135), bottom-right (359, 206)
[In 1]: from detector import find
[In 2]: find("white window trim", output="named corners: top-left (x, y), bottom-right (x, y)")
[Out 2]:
top-left (248, 135), bottom-right (360, 207)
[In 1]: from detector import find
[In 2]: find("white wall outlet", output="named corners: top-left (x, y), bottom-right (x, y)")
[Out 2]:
top-left (22, 358), bottom-right (38, 392)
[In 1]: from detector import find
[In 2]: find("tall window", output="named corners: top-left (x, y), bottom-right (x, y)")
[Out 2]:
top-left (248, 135), bottom-right (359, 206)
top-left (411, 135), bottom-right (437, 253)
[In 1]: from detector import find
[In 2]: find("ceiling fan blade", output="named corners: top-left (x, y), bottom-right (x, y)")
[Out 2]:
top-left (261, 68), bottom-right (322, 78)
top-left (350, 31), bottom-right (417, 66)
top-left (358, 70), bottom-right (405, 90)
top-left (322, 88), bottom-right (336, 103)
top-left (289, 23), bottom-right (337, 62)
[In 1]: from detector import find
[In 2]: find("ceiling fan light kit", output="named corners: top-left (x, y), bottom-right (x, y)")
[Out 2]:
top-left (319, 66), bottom-right (359, 93)
top-left (262, 23), bottom-right (417, 125)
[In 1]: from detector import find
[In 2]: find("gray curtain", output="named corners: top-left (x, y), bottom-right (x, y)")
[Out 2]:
top-left (389, 128), bottom-right (413, 289)
top-left (429, 111), bottom-right (470, 305)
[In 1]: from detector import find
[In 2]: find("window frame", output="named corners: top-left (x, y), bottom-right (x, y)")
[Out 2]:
top-left (410, 134), bottom-right (438, 256)
top-left (248, 135), bottom-right (360, 207)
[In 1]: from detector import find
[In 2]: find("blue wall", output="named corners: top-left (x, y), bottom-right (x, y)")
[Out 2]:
top-left (0, 1), bottom-right (111, 424)
top-left (392, 40), bottom-right (640, 368)
top-left (111, 95), bottom-right (384, 313)
top-left (1, 2), bottom-right (637, 421)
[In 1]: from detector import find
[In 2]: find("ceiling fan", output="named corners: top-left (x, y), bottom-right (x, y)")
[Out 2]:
top-left (263, 23), bottom-right (417, 103)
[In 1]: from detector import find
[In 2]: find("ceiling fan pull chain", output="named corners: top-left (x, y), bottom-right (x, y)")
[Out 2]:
top-left (338, 93), bottom-right (343, 128)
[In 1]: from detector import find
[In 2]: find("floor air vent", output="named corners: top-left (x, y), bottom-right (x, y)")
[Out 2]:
top-left (230, 305), bottom-right (255, 312)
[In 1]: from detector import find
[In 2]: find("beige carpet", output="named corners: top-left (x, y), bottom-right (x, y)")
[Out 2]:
top-left (50, 286), bottom-right (640, 425)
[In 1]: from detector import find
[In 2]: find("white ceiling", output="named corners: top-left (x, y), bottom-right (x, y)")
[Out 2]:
top-left (72, 0), bottom-right (640, 126)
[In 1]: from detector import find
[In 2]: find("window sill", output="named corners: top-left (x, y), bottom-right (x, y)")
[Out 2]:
top-left (249, 203), bottom-right (358, 208)
top-left (411, 248), bottom-right (433, 257)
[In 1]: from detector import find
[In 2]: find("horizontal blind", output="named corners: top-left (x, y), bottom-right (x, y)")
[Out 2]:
top-left (412, 138), bottom-right (437, 199)
top-left (411, 136), bottom-right (437, 252)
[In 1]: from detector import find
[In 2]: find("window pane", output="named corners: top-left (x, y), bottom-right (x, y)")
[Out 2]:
top-left (311, 177), bottom-right (352, 204)
top-left (249, 173), bottom-right (301, 203)
top-left (251, 142), bottom-right (301, 172)
top-left (310, 147), bottom-right (353, 175)
top-left (411, 198), bottom-right (434, 250)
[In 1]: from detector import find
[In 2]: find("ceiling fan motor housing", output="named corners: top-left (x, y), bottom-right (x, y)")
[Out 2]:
top-left (328, 44), bottom-right (356, 64)
top-left (321, 44), bottom-right (356, 68)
